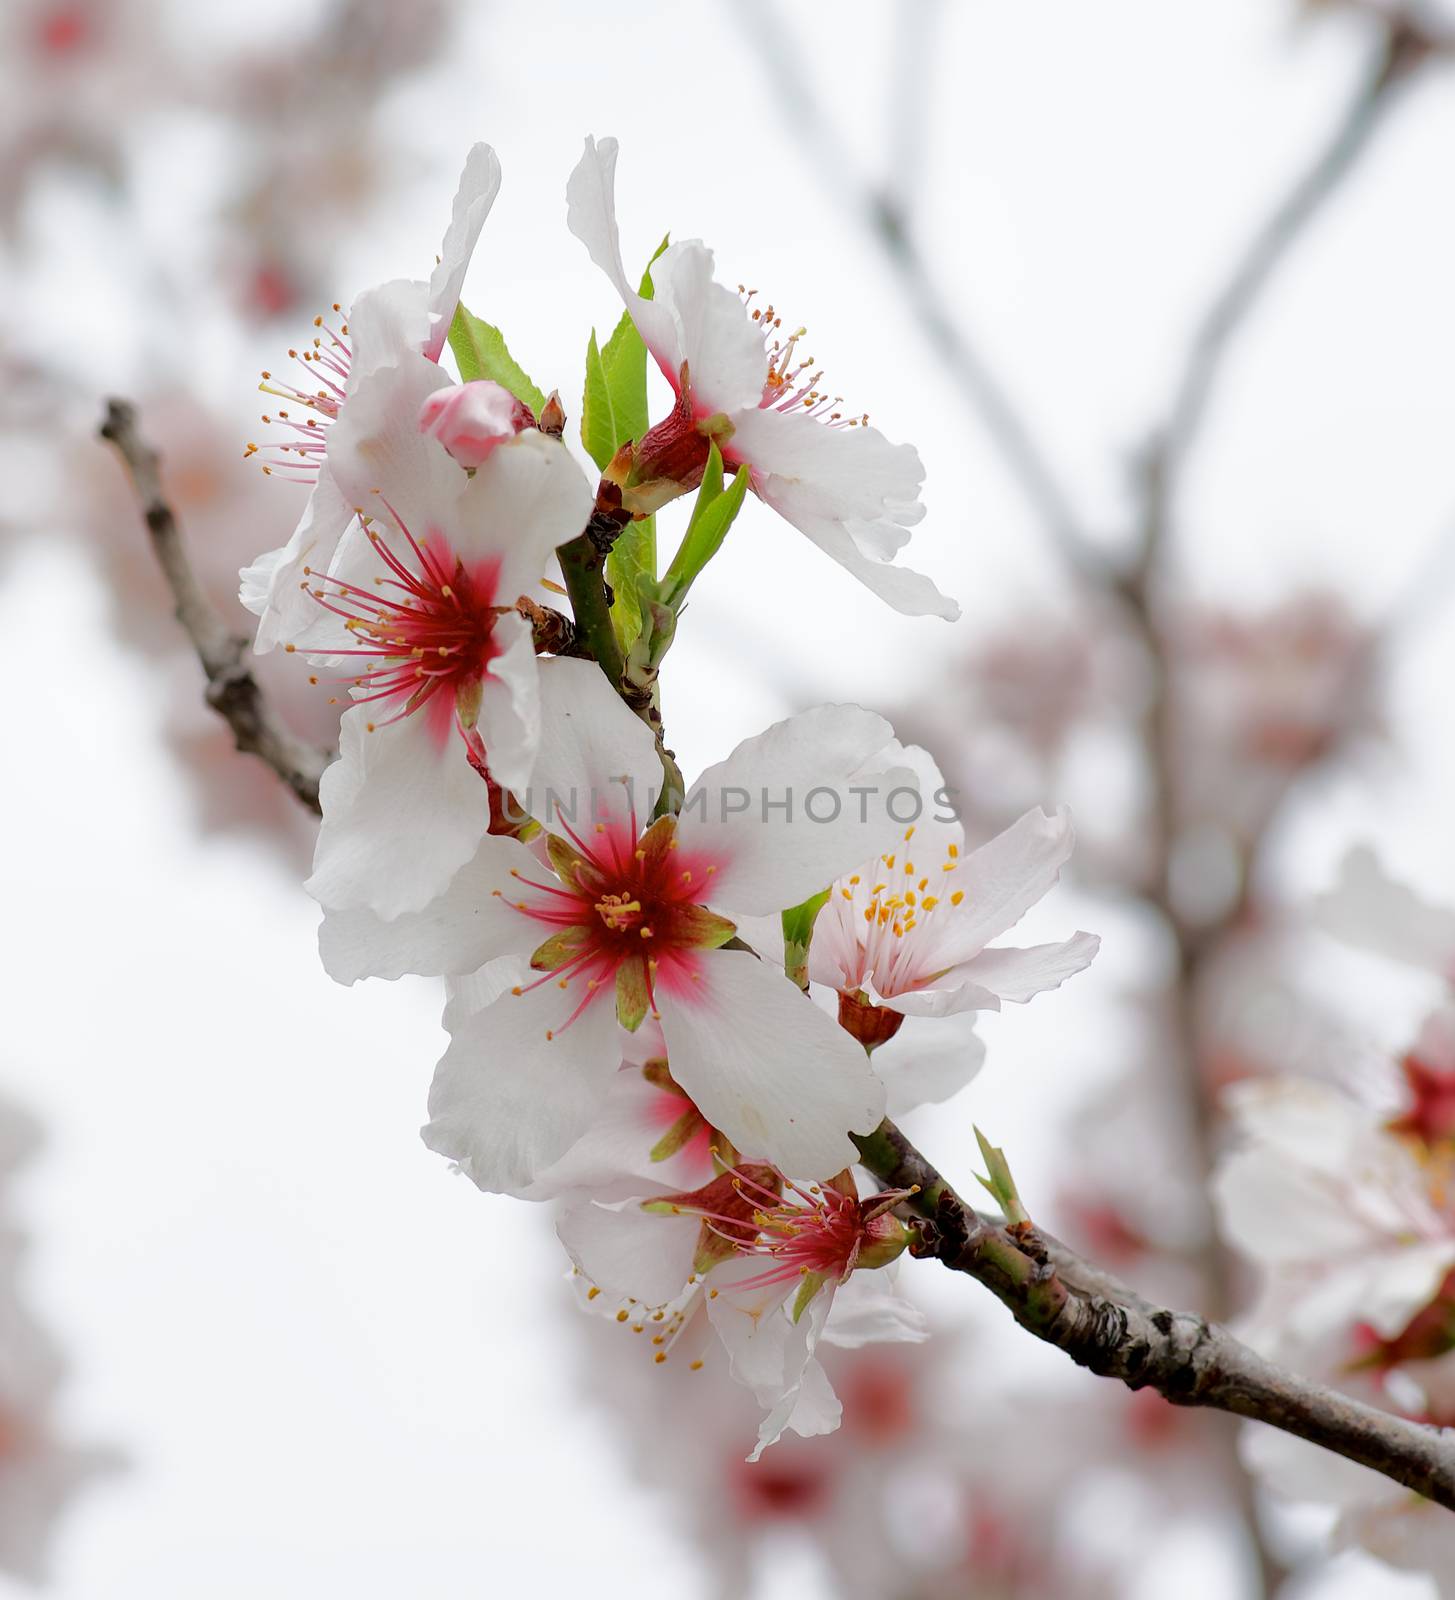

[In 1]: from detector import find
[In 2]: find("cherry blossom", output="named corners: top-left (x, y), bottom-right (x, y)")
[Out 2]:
top-left (1214, 1069), bottom-right (1455, 1589)
top-left (300, 359), bottom-right (593, 919)
top-left (560, 1160), bottom-right (925, 1459)
top-left (566, 136), bottom-right (959, 621)
top-left (809, 747), bottom-right (1098, 1024)
top-left (1214, 1075), bottom-right (1455, 1345)
top-left (240, 141), bottom-right (502, 654)
top-left (318, 657), bottom-right (920, 1185)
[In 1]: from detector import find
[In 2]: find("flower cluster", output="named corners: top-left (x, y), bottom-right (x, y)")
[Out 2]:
top-left (239, 137), bottom-right (1097, 1453)
top-left (1214, 849), bottom-right (1455, 1590)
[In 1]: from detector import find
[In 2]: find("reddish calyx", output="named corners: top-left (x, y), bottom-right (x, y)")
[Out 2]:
top-left (837, 988), bottom-right (905, 1051)
top-left (659, 1162), bottom-right (915, 1316)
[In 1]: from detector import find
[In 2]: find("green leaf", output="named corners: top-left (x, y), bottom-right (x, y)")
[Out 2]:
top-left (449, 304), bottom-right (547, 416)
top-left (580, 329), bottom-right (618, 473)
top-left (662, 442), bottom-right (751, 605)
top-left (781, 887), bottom-right (831, 991)
top-left (974, 1127), bottom-right (1029, 1226)
top-left (590, 236), bottom-right (670, 647)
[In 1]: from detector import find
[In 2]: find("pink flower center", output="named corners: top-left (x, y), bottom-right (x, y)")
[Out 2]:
top-left (298, 503), bottom-right (502, 748)
top-left (741, 288), bottom-right (868, 428)
top-left (499, 813), bottom-right (723, 1035)
top-left (246, 305), bottom-right (352, 482)
top-left (686, 1162), bottom-right (911, 1293)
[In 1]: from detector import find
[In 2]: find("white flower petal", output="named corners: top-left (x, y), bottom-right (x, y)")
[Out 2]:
top-left (924, 805), bottom-right (1079, 968)
top-left (526, 1060), bottom-right (711, 1200)
top-left (678, 704), bottom-right (913, 918)
top-left (452, 428), bottom-right (594, 600)
top-left (728, 406), bottom-right (925, 560)
top-left (948, 932), bottom-right (1100, 1006)
top-left (875, 1017), bottom-right (985, 1117)
top-left (423, 980), bottom-right (622, 1194)
top-left (240, 466), bottom-right (354, 654)
top-left (306, 706), bottom-right (488, 918)
top-left (443, 957), bottom-right (530, 1027)
top-left (556, 1200), bottom-right (699, 1306)
top-left (653, 241), bottom-right (766, 415)
top-left (424, 143), bottom-right (502, 362)
top-left (705, 1253), bottom-right (800, 1398)
top-left (817, 1270), bottom-right (929, 1350)
top-left (349, 279), bottom-right (433, 378)
top-left (752, 473), bottom-right (959, 620)
top-left (565, 135), bottom-right (683, 382)
top-left (659, 949), bottom-right (885, 1177)
top-left (876, 978), bottom-right (1002, 1019)
top-left (750, 1346), bottom-right (840, 1462)
top-left (317, 832), bottom-right (541, 984)
top-left (524, 656), bottom-right (664, 839)
top-left (475, 610), bottom-right (540, 799)
top-left (324, 352), bottom-right (456, 531)
top-left (704, 1263), bottom-right (840, 1460)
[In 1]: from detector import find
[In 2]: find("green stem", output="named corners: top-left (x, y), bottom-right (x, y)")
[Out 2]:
top-left (557, 511), bottom-right (685, 813)
top-left (557, 527), bottom-right (625, 689)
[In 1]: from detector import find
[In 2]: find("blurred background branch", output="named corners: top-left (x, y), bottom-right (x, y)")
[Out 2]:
top-left (100, 399), bottom-right (329, 813)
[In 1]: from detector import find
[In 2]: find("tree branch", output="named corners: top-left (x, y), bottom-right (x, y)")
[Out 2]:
top-left (730, 0), bottom-right (1109, 588)
top-left (854, 1118), bottom-right (1455, 1512)
top-left (1132, 16), bottom-right (1429, 582)
top-left (99, 399), bottom-right (330, 814)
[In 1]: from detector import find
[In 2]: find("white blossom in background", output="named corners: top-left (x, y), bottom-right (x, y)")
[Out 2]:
top-left (566, 135), bottom-right (960, 620)
top-left (1214, 1063), bottom-right (1455, 1589)
top-left (1168, 595), bottom-right (1375, 846)
top-left (0, 0), bottom-right (162, 231)
top-left (216, 0), bottom-right (453, 321)
top-left (1317, 844), bottom-right (1455, 982)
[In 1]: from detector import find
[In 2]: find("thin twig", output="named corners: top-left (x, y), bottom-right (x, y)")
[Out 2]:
top-left (99, 399), bottom-right (330, 813)
top-left (1133, 17), bottom-right (1428, 580)
top-left (854, 1118), bottom-right (1455, 1512)
top-left (730, 0), bottom-right (1109, 586)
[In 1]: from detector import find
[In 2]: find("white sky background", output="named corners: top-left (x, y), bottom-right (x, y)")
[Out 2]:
top-left (5, 0), bottom-right (1455, 1595)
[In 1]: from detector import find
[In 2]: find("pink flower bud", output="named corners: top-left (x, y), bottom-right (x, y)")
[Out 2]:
top-left (418, 380), bottom-right (527, 469)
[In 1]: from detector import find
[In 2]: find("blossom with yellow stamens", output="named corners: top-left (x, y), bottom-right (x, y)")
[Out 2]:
top-left (811, 746), bottom-right (1098, 1026)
